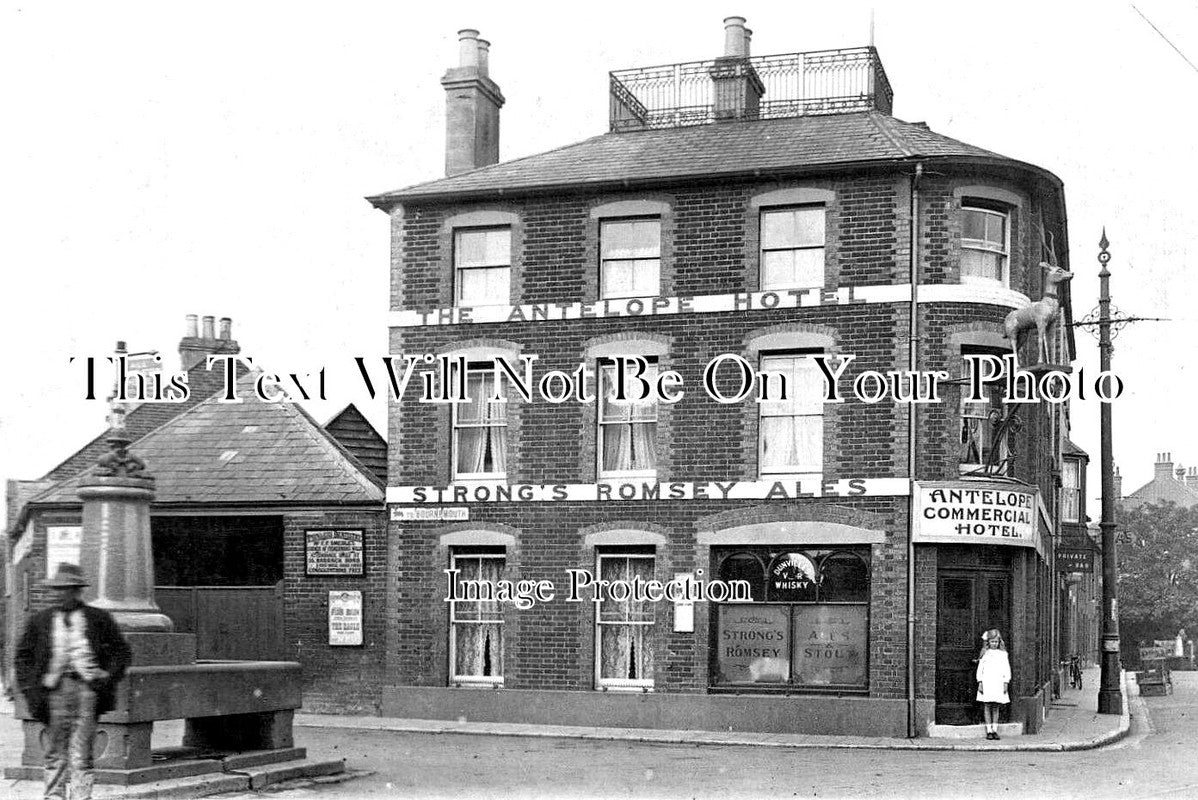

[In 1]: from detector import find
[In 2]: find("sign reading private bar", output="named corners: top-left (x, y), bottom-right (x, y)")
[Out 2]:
top-left (305, 530), bottom-right (365, 576)
top-left (1056, 547), bottom-right (1094, 573)
top-left (328, 590), bottom-right (363, 646)
top-left (912, 482), bottom-right (1038, 548)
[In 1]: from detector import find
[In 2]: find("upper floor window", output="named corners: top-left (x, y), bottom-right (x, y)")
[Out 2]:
top-left (1062, 458), bottom-right (1082, 523)
top-left (448, 550), bottom-right (504, 685)
top-left (598, 359), bottom-right (658, 477)
top-left (961, 204), bottom-right (1009, 284)
top-left (454, 227), bottom-right (511, 306)
top-left (453, 365), bottom-right (507, 480)
top-left (600, 218), bottom-right (660, 299)
top-left (596, 550), bottom-right (655, 689)
top-left (760, 206), bottom-right (825, 290)
top-left (960, 349), bottom-right (1008, 474)
top-left (759, 353), bottom-right (824, 475)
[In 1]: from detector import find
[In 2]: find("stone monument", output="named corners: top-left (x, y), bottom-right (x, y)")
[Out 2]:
top-left (7, 380), bottom-right (343, 789)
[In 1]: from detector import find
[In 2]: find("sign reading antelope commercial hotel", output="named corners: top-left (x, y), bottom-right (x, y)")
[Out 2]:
top-left (913, 482), bottom-right (1038, 548)
top-left (305, 530), bottom-right (365, 576)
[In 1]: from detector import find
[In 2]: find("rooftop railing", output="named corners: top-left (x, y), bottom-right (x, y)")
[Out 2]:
top-left (609, 46), bottom-right (893, 132)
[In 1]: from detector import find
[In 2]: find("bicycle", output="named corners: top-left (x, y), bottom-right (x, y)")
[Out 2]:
top-left (1068, 655), bottom-right (1083, 690)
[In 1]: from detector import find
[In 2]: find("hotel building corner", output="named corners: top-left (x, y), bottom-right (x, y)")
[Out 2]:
top-left (369, 19), bottom-right (1078, 737)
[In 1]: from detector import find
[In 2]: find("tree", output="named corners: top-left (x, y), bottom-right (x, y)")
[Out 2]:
top-left (1117, 501), bottom-right (1198, 645)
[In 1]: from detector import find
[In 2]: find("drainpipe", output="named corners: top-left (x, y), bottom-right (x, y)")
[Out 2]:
top-left (906, 162), bottom-right (924, 739)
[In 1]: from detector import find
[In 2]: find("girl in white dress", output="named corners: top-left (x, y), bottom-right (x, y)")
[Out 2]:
top-left (976, 628), bottom-right (1010, 740)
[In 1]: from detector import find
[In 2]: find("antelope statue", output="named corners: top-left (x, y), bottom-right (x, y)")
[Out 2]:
top-left (1004, 263), bottom-right (1073, 367)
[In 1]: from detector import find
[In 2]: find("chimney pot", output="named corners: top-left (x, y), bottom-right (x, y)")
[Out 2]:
top-left (477, 39), bottom-right (490, 77)
top-left (219, 317), bottom-right (232, 340)
top-left (185, 314), bottom-right (198, 338)
top-left (1155, 453), bottom-right (1175, 480)
top-left (723, 16), bottom-right (749, 57)
top-left (458, 29), bottom-right (481, 68)
top-left (201, 316), bottom-right (215, 340)
top-left (744, 27), bottom-right (753, 57)
top-left (442, 28), bottom-right (505, 177)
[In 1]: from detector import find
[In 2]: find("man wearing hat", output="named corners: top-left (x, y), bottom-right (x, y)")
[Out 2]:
top-left (14, 563), bottom-right (132, 800)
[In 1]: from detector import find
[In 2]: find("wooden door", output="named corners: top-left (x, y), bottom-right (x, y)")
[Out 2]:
top-left (936, 570), bottom-right (1010, 724)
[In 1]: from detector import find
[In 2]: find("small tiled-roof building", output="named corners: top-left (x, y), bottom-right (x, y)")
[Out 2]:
top-left (6, 319), bottom-right (387, 712)
top-left (1123, 453), bottom-right (1198, 510)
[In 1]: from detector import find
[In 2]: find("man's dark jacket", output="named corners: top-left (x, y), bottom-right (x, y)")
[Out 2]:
top-left (14, 605), bottom-right (132, 724)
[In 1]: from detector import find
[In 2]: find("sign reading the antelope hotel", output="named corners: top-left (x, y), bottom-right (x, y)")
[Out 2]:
top-left (912, 482), bottom-right (1038, 547)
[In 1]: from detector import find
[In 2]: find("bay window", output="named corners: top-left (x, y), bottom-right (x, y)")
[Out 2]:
top-left (961, 204), bottom-right (1009, 284)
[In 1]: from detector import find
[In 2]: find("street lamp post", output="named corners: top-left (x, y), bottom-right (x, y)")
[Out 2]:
top-left (1097, 229), bottom-right (1122, 715)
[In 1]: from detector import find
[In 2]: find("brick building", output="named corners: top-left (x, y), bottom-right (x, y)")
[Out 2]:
top-left (1057, 439), bottom-right (1099, 668)
top-left (1122, 453), bottom-right (1198, 510)
top-left (370, 20), bottom-right (1077, 736)
top-left (5, 318), bottom-right (387, 712)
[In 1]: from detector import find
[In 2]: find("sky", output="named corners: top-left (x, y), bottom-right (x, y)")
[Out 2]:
top-left (2, 0), bottom-right (1196, 528)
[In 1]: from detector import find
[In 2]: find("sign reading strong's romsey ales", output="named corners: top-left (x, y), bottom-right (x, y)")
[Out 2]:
top-left (305, 530), bottom-right (365, 576)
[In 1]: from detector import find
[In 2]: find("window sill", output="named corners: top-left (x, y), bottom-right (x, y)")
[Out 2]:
top-left (598, 683), bottom-right (655, 693)
top-left (959, 275), bottom-right (1009, 288)
top-left (451, 679), bottom-right (504, 689)
top-left (759, 471), bottom-right (823, 481)
top-left (599, 472), bottom-right (658, 482)
top-left (452, 476), bottom-right (509, 484)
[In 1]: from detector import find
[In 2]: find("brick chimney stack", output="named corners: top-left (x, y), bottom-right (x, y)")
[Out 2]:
top-left (441, 29), bottom-right (505, 177)
top-left (1154, 452), bottom-right (1175, 480)
top-left (711, 17), bottom-right (764, 121)
top-left (1187, 467), bottom-right (1198, 492)
top-left (178, 313), bottom-right (240, 371)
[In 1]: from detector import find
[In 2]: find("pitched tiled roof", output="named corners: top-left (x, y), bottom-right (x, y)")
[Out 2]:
top-left (32, 387), bottom-right (383, 507)
top-left (368, 112), bottom-right (1049, 205)
top-left (1123, 476), bottom-right (1198, 510)
top-left (324, 404), bottom-right (387, 485)
top-left (41, 362), bottom-right (229, 483)
top-left (1063, 439), bottom-right (1089, 458)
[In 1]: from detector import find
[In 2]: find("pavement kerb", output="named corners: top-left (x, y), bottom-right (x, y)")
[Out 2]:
top-left (294, 671), bottom-right (1133, 753)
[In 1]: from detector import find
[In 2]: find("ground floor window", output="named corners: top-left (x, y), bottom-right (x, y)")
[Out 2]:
top-left (596, 550), bottom-right (656, 689)
top-left (712, 547), bottom-right (870, 690)
top-left (449, 550), bottom-right (504, 685)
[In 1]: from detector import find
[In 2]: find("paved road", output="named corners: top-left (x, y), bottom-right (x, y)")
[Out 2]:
top-left (212, 673), bottom-right (1198, 800)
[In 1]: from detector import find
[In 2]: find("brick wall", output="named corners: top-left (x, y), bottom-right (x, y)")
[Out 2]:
top-left (283, 508), bottom-right (388, 712)
top-left (380, 163), bottom-right (1068, 722)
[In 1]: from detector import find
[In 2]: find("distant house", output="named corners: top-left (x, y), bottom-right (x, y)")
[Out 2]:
top-left (5, 317), bottom-right (387, 712)
top-left (1122, 453), bottom-right (1198, 511)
